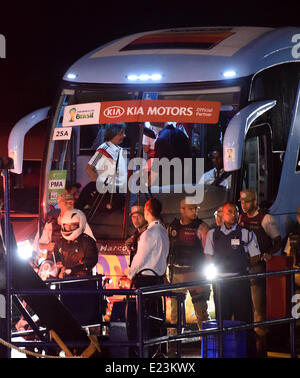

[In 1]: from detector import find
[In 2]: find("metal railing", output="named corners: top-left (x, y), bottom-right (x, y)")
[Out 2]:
top-left (133, 267), bottom-right (300, 358)
top-left (8, 267), bottom-right (300, 358)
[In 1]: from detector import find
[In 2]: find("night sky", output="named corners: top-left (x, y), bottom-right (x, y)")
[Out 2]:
top-left (0, 1), bottom-right (299, 124)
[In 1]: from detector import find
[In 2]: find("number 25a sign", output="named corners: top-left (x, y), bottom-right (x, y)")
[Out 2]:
top-left (53, 127), bottom-right (72, 140)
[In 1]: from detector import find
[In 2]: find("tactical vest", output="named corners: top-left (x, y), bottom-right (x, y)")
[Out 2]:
top-left (239, 209), bottom-right (272, 254)
top-left (289, 225), bottom-right (300, 267)
top-left (213, 225), bottom-right (250, 274)
top-left (168, 218), bottom-right (205, 267)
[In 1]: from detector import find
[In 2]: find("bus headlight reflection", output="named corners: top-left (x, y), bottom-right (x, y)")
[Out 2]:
top-left (204, 264), bottom-right (218, 280)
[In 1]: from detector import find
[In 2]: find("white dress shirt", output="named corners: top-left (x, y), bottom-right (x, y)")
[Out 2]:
top-left (128, 220), bottom-right (169, 280)
top-left (199, 168), bottom-right (232, 190)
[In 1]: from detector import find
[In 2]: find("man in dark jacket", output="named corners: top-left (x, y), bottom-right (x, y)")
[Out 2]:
top-left (239, 189), bottom-right (282, 355)
top-left (168, 199), bottom-right (210, 340)
top-left (53, 209), bottom-right (99, 326)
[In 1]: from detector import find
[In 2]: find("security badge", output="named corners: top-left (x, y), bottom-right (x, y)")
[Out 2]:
top-left (231, 238), bottom-right (240, 249)
top-left (171, 229), bottom-right (177, 237)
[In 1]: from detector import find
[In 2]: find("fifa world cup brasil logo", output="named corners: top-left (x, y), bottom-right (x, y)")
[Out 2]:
top-left (69, 108), bottom-right (77, 122)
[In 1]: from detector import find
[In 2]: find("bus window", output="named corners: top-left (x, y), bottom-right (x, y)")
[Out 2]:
top-left (250, 62), bottom-right (300, 152)
top-left (241, 124), bottom-right (274, 207)
top-left (45, 84), bottom-right (244, 238)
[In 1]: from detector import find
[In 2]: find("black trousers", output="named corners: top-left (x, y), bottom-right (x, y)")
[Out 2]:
top-left (215, 279), bottom-right (253, 323)
top-left (76, 181), bottom-right (125, 213)
top-left (126, 275), bottom-right (165, 357)
top-left (60, 280), bottom-right (100, 326)
top-left (214, 278), bottom-right (256, 357)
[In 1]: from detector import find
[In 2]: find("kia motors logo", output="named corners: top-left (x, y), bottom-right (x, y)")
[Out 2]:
top-left (103, 106), bottom-right (125, 118)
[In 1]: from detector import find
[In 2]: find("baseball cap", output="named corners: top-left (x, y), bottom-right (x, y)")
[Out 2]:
top-left (58, 193), bottom-right (74, 202)
top-left (239, 189), bottom-right (257, 202)
top-left (129, 205), bottom-right (144, 217)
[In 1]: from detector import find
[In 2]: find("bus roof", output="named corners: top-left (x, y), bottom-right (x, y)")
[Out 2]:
top-left (63, 26), bottom-right (300, 85)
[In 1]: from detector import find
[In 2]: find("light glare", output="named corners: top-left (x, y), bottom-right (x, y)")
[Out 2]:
top-left (223, 70), bottom-right (236, 78)
top-left (17, 240), bottom-right (33, 260)
top-left (204, 264), bottom-right (218, 280)
top-left (67, 73), bottom-right (77, 80)
top-left (127, 73), bottom-right (163, 81)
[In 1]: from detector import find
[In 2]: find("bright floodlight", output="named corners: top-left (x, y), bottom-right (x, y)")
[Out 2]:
top-left (17, 240), bottom-right (33, 260)
top-left (204, 263), bottom-right (218, 280)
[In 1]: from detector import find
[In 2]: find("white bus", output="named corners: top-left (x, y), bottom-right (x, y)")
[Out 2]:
top-left (8, 26), bottom-right (300, 321)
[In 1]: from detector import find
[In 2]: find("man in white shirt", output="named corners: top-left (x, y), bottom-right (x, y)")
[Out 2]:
top-left (86, 123), bottom-right (127, 193)
top-left (76, 123), bottom-right (127, 212)
top-left (127, 197), bottom-right (169, 357)
top-left (199, 148), bottom-right (231, 190)
top-left (128, 198), bottom-right (169, 282)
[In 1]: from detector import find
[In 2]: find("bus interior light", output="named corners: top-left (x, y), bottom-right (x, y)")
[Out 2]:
top-left (222, 70), bottom-right (237, 78)
top-left (127, 73), bottom-right (163, 81)
top-left (67, 73), bottom-right (78, 80)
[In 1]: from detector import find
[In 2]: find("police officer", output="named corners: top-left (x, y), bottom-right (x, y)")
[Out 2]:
top-left (284, 206), bottom-right (300, 288)
top-left (167, 198), bottom-right (210, 336)
top-left (204, 202), bottom-right (261, 356)
top-left (125, 205), bottom-right (147, 267)
top-left (239, 189), bottom-right (282, 355)
top-left (205, 202), bottom-right (261, 323)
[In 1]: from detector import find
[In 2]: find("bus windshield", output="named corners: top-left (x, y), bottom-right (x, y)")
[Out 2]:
top-left (46, 84), bottom-right (242, 239)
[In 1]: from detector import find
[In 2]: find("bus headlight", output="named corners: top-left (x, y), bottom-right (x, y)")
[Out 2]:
top-left (204, 263), bottom-right (218, 280)
top-left (17, 240), bottom-right (33, 260)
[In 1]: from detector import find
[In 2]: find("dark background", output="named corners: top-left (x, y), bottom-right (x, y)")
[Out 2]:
top-left (0, 0), bottom-right (300, 124)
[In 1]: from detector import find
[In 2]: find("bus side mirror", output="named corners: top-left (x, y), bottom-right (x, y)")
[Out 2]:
top-left (223, 100), bottom-right (276, 172)
top-left (8, 106), bottom-right (51, 174)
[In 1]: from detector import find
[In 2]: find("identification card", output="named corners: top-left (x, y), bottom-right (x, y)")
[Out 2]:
top-left (231, 238), bottom-right (240, 247)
